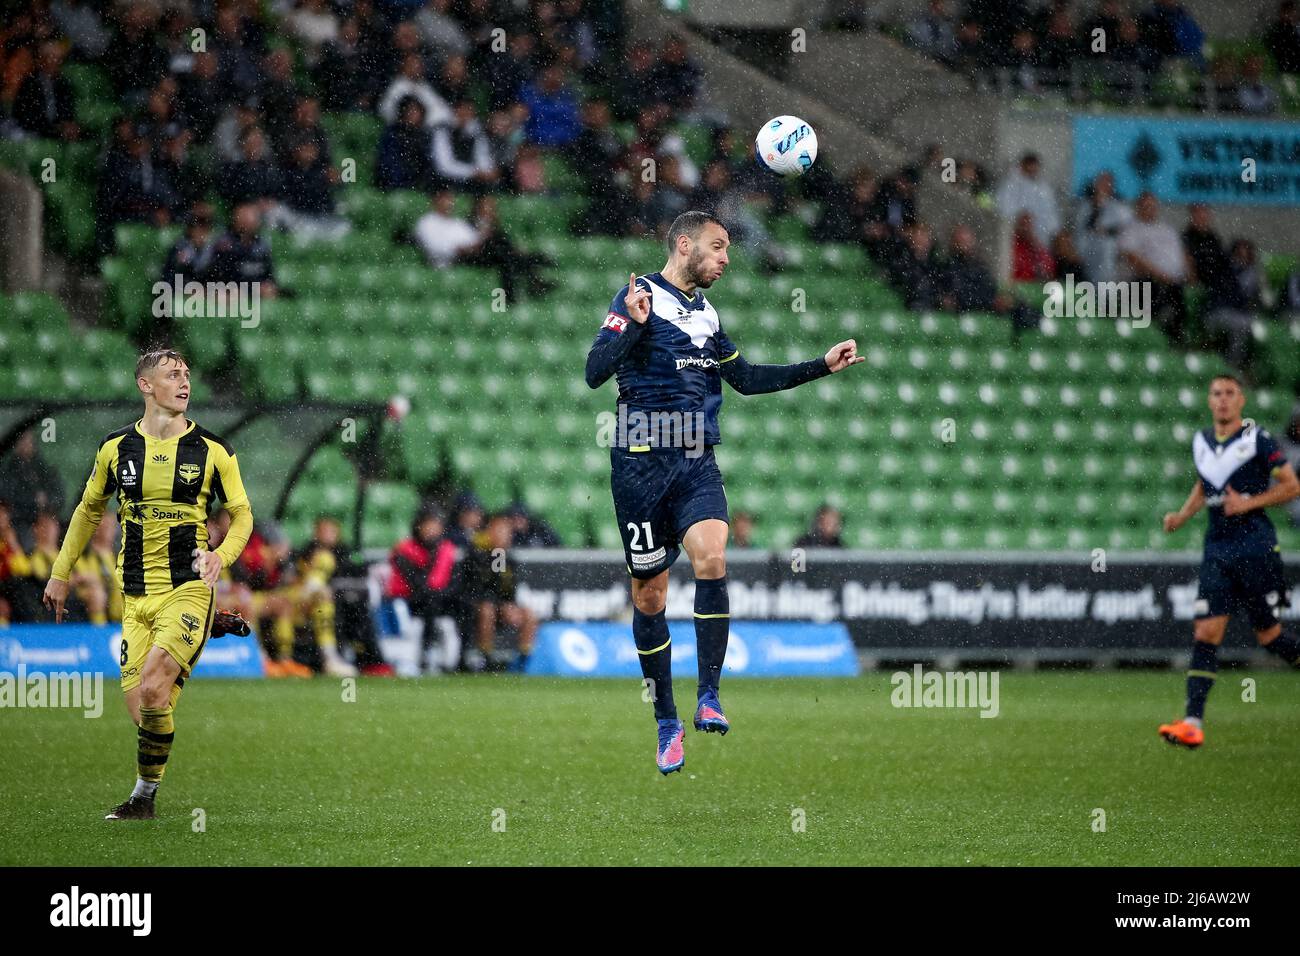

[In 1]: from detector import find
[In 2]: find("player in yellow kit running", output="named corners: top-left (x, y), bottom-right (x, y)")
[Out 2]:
top-left (43, 349), bottom-right (254, 820)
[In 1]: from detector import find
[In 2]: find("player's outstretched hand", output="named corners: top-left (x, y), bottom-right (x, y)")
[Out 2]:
top-left (192, 548), bottom-right (223, 587)
top-left (42, 578), bottom-right (70, 623)
top-left (1162, 512), bottom-right (1183, 534)
top-left (625, 273), bottom-right (651, 324)
top-left (824, 339), bottom-right (865, 373)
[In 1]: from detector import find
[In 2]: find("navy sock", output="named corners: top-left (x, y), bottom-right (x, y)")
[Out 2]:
top-left (694, 576), bottom-right (729, 700)
top-left (1185, 640), bottom-right (1219, 720)
top-left (1263, 630), bottom-right (1300, 664)
top-left (633, 607), bottom-right (675, 721)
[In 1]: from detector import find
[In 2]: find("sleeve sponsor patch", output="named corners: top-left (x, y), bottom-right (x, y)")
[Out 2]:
top-left (602, 312), bottom-right (629, 333)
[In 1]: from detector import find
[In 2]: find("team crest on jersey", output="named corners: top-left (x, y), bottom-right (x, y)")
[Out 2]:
top-left (119, 459), bottom-right (138, 487)
top-left (178, 463), bottom-right (201, 485)
top-left (181, 612), bottom-right (200, 633)
top-left (602, 312), bottom-right (629, 333)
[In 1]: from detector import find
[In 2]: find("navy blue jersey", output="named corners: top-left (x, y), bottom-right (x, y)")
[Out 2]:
top-left (1193, 422), bottom-right (1287, 554)
top-left (585, 272), bottom-right (830, 448)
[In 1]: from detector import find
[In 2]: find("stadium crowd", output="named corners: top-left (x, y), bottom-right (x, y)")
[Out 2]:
top-left (898, 0), bottom-right (1300, 112)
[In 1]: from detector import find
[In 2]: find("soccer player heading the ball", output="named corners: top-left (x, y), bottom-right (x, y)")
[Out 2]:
top-left (585, 211), bottom-right (863, 774)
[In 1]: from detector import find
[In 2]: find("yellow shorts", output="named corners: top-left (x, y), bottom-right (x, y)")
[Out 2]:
top-left (120, 580), bottom-right (216, 691)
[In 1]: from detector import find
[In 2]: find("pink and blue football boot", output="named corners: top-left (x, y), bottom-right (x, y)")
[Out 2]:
top-left (656, 718), bottom-right (685, 774)
top-left (693, 693), bottom-right (730, 735)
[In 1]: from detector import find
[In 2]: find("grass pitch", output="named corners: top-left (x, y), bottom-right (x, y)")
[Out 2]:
top-left (2, 672), bottom-right (1297, 866)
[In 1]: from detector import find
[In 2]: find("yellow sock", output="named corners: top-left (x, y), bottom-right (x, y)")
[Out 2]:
top-left (137, 705), bottom-right (175, 785)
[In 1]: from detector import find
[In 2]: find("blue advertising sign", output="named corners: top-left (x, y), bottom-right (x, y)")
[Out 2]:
top-left (0, 625), bottom-right (264, 679)
top-left (1072, 114), bottom-right (1300, 206)
top-left (525, 621), bottom-right (859, 678)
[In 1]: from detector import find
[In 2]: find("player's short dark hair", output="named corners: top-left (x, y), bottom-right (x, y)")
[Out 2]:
top-left (135, 348), bottom-right (189, 380)
top-left (666, 210), bottom-right (726, 255)
top-left (1210, 373), bottom-right (1243, 389)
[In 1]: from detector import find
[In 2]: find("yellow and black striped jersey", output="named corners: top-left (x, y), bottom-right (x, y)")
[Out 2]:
top-left (52, 419), bottom-right (252, 597)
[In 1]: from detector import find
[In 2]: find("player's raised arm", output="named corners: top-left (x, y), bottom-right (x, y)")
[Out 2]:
top-left (1163, 480), bottom-right (1205, 534)
top-left (718, 331), bottom-right (863, 396)
top-left (585, 273), bottom-right (651, 389)
top-left (44, 440), bottom-right (116, 622)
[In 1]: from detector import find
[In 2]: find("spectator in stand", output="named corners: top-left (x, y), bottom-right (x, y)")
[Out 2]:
top-left (94, 125), bottom-right (173, 253)
top-left (689, 159), bottom-right (786, 272)
top-left (231, 524), bottom-right (314, 678)
top-left (387, 503), bottom-right (460, 673)
top-left (563, 98), bottom-right (624, 193)
top-left (1075, 170), bottom-right (1133, 283)
top-left (160, 202), bottom-right (218, 287)
top-left (1186, 205), bottom-right (1255, 372)
top-left (1011, 212), bottom-right (1055, 282)
top-left (996, 152), bottom-right (1060, 248)
top-left (0, 500), bottom-right (32, 626)
top-left (731, 510), bottom-right (757, 549)
top-left (451, 511), bottom-right (538, 672)
top-left (908, 0), bottom-right (958, 65)
top-left (813, 166), bottom-right (879, 243)
top-left (649, 34), bottom-right (702, 113)
top-left (484, 32), bottom-right (536, 113)
top-left (13, 39), bottom-right (79, 140)
top-left (0, 430), bottom-right (65, 552)
top-left (1139, 0), bottom-right (1205, 70)
top-left (505, 501), bottom-right (562, 548)
top-left (1050, 232), bottom-right (1087, 282)
top-left (412, 190), bottom-right (554, 301)
top-left (1119, 191), bottom-right (1191, 344)
top-left (210, 4), bottom-right (262, 105)
top-left (521, 62), bottom-right (581, 147)
top-left (376, 95), bottom-right (435, 191)
top-left (1280, 407), bottom-right (1300, 528)
top-left (24, 511), bottom-right (95, 622)
top-left (156, 126), bottom-right (206, 216)
top-left (1229, 239), bottom-right (1264, 312)
top-left (432, 99), bottom-right (498, 194)
top-left (939, 224), bottom-right (1036, 330)
top-left (176, 50), bottom-right (222, 142)
top-left (217, 125), bottom-right (283, 208)
top-left (258, 48), bottom-right (302, 136)
top-left (104, 3), bottom-right (168, 104)
top-left (286, 0), bottom-right (339, 66)
top-left (796, 505), bottom-right (845, 549)
top-left (888, 222), bottom-right (945, 310)
top-left (610, 42), bottom-right (657, 122)
top-left (379, 52), bottom-right (452, 128)
top-left (275, 95), bottom-right (332, 168)
top-left (1237, 55), bottom-right (1278, 114)
top-left (1037, 5), bottom-right (1079, 79)
top-left (276, 138), bottom-right (350, 240)
top-left (414, 0), bottom-right (470, 62)
top-left (447, 490), bottom-right (485, 549)
top-left (314, 17), bottom-right (376, 113)
top-left (485, 106), bottom-right (527, 186)
top-left (208, 202), bottom-right (280, 298)
top-left (51, 0), bottom-right (112, 61)
top-left (1266, 1), bottom-right (1300, 75)
top-left (433, 53), bottom-right (473, 108)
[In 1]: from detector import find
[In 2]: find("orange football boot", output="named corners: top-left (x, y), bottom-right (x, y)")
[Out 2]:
top-left (1158, 719), bottom-right (1204, 749)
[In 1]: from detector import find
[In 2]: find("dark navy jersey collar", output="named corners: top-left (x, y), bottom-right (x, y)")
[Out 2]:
top-left (1205, 423), bottom-right (1248, 446)
top-left (646, 272), bottom-right (705, 310)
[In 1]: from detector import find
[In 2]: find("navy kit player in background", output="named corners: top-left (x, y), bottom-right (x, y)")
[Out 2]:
top-left (585, 211), bottom-right (863, 774)
top-left (1160, 374), bottom-right (1300, 748)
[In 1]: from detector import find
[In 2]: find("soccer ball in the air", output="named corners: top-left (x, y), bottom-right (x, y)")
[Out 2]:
top-left (755, 115), bottom-right (818, 176)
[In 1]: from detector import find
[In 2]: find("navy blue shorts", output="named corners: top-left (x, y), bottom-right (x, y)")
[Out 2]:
top-left (610, 445), bottom-right (729, 578)
top-left (1196, 547), bottom-right (1290, 630)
